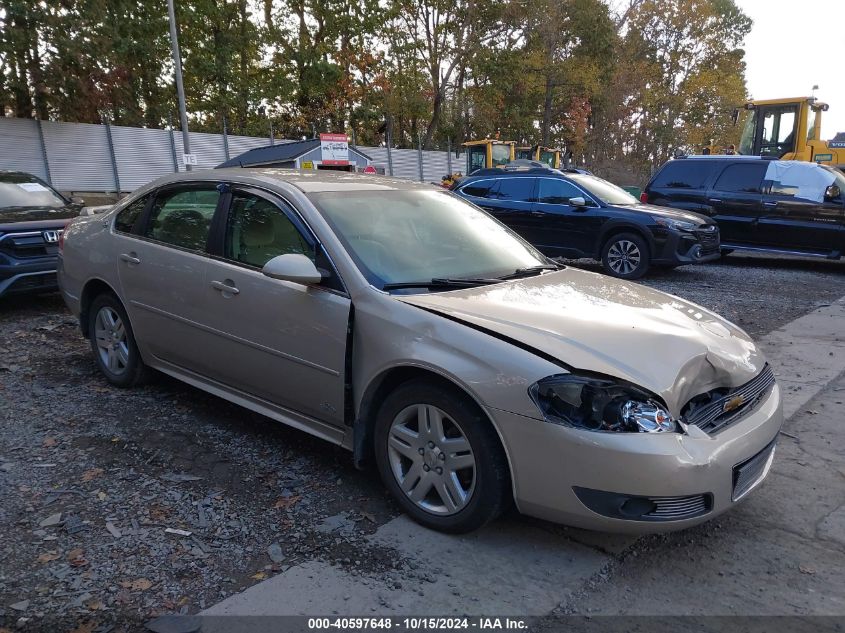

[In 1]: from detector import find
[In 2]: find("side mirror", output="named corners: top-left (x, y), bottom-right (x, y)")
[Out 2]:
top-left (824, 184), bottom-right (841, 201)
top-left (569, 196), bottom-right (587, 208)
top-left (262, 254), bottom-right (322, 285)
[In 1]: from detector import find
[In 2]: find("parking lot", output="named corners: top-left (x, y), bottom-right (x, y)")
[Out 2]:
top-left (1, 252), bottom-right (844, 630)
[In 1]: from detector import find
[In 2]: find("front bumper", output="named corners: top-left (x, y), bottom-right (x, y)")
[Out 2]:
top-left (0, 256), bottom-right (59, 298)
top-left (490, 382), bottom-right (782, 533)
top-left (652, 227), bottom-right (721, 266)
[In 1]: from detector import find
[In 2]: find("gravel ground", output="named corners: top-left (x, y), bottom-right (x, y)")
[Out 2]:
top-left (1, 251), bottom-right (844, 631)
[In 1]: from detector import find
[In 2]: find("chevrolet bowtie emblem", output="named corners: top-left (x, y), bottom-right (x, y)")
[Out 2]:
top-left (723, 395), bottom-right (745, 413)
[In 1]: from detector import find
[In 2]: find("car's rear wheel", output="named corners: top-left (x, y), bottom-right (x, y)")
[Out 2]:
top-left (88, 293), bottom-right (148, 387)
top-left (374, 379), bottom-right (511, 533)
top-left (601, 232), bottom-right (650, 279)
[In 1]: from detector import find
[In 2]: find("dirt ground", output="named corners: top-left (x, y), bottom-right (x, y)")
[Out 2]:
top-left (1, 252), bottom-right (844, 631)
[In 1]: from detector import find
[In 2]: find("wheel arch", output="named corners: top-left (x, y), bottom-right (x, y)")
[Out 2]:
top-left (352, 365), bottom-right (514, 492)
top-left (79, 277), bottom-right (120, 337)
top-left (595, 222), bottom-right (654, 259)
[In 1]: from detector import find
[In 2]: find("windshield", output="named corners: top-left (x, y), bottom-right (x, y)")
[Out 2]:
top-left (491, 144), bottom-right (511, 166)
top-left (309, 189), bottom-right (549, 290)
top-left (568, 174), bottom-right (639, 205)
top-left (0, 173), bottom-right (67, 210)
top-left (738, 110), bottom-right (757, 155)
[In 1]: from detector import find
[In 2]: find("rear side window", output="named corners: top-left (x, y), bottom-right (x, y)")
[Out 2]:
top-left (114, 196), bottom-right (148, 233)
top-left (537, 179), bottom-right (584, 204)
top-left (460, 179), bottom-right (497, 199)
top-left (712, 163), bottom-right (768, 193)
top-left (494, 178), bottom-right (534, 202)
top-left (651, 161), bottom-right (719, 190)
top-left (145, 188), bottom-right (220, 251)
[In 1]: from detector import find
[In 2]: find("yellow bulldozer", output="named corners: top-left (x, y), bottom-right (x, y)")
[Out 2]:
top-left (515, 145), bottom-right (564, 169)
top-left (441, 139), bottom-right (516, 187)
top-left (701, 97), bottom-right (844, 168)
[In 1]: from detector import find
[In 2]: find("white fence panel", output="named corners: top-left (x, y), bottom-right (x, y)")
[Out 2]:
top-left (42, 121), bottom-right (114, 191)
top-left (0, 117), bottom-right (49, 181)
top-left (111, 125), bottom-right (177, 191)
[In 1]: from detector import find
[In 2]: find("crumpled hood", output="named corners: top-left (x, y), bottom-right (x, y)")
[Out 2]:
top-left (397, 268), bottom-right (764, 414)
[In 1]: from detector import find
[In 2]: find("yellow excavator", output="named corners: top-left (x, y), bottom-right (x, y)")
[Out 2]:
top-left (515, 145), bottom-right (564, 168)
top-left (441, 139), bottom-right (516, 187)
top-left (701, 97), bottom-right (844, 168)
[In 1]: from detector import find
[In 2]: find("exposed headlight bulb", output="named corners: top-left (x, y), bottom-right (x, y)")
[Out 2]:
top-left (621, 400), bottom-right (677, 433)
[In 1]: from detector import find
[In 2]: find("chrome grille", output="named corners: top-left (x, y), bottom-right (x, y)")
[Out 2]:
top-left (646, 494), bottom-right (710, 520)
top-left (0, 230), bottom-right (61, 259)
top-left (683, 365), bottom-right (775, 434)
top-left (733, 441), bottom-right (777, 501)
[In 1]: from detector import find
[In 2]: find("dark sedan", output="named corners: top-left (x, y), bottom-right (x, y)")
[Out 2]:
top-left (0, 171), bottom-right (81, 298)
top-left (452, 166), bottom-right (720, 279)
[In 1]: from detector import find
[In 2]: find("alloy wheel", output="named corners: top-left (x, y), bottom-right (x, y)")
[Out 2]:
top-left (607, 239), bottom-right (642, 276)
top-left (94, 306), bottom-right (130, 376)
top-left (387, 404), bottom-right (477, 516)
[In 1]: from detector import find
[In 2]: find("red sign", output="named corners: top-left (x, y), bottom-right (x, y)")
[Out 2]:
top-left (363, 165), bottom-right (377, 174)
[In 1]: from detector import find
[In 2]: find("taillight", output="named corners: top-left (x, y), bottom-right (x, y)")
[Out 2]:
top-left (640, 192), bottom-right (649, 203)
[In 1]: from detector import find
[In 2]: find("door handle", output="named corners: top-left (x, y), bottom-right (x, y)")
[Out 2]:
top-left (210, 280), bottom-right (240, 295)
top-left (763, 201), bottom-right (778, 207)
top-left (708, 198), bottom-right (722, 204)
top-left (531, 211), bottom-right (546, 217)
top-left (119, 253), bottom-right (140, 265)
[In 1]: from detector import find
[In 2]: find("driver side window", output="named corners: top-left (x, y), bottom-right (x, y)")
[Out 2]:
top-left (225, 192), bottom-right (314, 268)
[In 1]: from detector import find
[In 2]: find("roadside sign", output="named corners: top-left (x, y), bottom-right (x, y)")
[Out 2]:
top-left (363, 165), bottom-right (376, 174)
top-left (815, 154), bottom-right (833, 162)
top-left (302, 161), bottom-right (314, 169)
top-left (320, 133), bottom-right (349, 165)
top-left (182, 153), bottom-right (198, 166)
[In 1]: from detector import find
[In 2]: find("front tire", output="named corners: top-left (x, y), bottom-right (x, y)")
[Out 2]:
top-left (374, 379), bottom-right (511, 533)
top-left (601, 232), bottom-right (650, 279)
top-left (88, 293), bottom-right (148, 387)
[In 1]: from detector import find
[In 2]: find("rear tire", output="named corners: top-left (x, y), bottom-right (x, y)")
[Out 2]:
top-left (88, 293), bottom-right (148, 387)
top-left (601, 232), bottom-right (650, 279)
top-left (374, 379), bottom-right (511, 533)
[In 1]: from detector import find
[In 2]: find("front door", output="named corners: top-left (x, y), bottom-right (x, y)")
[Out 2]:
top-left (200, 187), bottom-right (351, 426)
top-left (530, 177), bottom-right (601, 257)
top-left (116, 184), bottom-right (222, 375)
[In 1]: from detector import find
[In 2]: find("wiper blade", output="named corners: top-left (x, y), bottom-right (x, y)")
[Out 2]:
top-left (382, 277), bottom-right (500, 291)
top-left (497, 264), bottom-right (562, 280)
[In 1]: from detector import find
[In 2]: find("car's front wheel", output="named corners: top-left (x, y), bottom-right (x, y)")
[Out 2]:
top-left (374, 379), bottom-right (511, 533)
top-left (88, 293), bottom-right (148, 387)
top-left (601, 232), bottom-right (650, 279)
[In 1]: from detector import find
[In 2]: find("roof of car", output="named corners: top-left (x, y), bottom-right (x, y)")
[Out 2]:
top-left (155, 167), bottom-right (434, 194)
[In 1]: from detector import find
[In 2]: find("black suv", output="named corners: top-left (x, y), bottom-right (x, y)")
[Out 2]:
top-left (0, 171), bottom-right (81, 298)
top-left (643, 156), bottom-right (845, 259)
top-left (452, 166), bottom-right (720, 279)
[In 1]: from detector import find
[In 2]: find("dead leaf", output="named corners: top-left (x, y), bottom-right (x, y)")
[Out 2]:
top-left (42, 436), bottom-right (57, 448)
top-left (81, 468), bottom-right (103, 482)
top-left (67, 548), bottom-right (88, 567)
top-left (96, 491), bottom-right (107, 501)
top-left (251, 571), bottom-right (267, 580)
top-left (119, 578), bottom-right (153, 591)
top-left (69, 622), bottom-right (96, 633)
top-left (37, 551), bottom-right (60, 563)
top-left (799, 564), bottom-right (816, 575)
top-left (273, 495), bottom-right (301, 510)
top-left (84, 598), bottom-right (104, 611)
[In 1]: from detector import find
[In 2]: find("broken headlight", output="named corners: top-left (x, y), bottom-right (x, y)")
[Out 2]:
top-left (529, 375), bottom-right (678, 433)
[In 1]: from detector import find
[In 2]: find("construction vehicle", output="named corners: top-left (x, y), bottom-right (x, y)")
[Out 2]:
top-left (732, 97), bottom-right (844, 167)
top-left (441, 139), bottom-right (516, 187)
top-left (515, 145), bottom-right (565, 168)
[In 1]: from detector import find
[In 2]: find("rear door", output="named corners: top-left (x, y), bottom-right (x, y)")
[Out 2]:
top-left (116, 184), bottom-right (223, 375)
top-left (646, 160), bottom-right (717, 214)
top-left (705, 162), bottom-right (767, 245)
top-left (199, 186), bottom-right (351, 430)
top-left (530, 177), bottom-right (602, 257)
top-left (486, 177), bottom-right (537, 239)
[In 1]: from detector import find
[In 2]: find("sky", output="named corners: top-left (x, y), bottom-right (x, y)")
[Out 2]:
top-left (737, 0), bottom-right (845, 140)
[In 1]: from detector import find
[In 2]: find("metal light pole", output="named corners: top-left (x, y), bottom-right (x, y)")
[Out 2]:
top-left (167, 0), bottom-right (192, 170)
